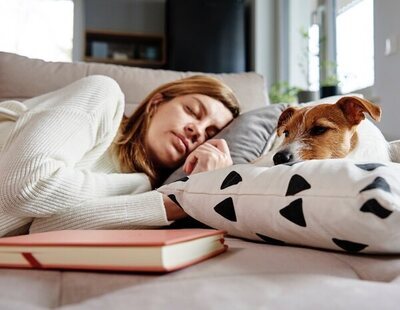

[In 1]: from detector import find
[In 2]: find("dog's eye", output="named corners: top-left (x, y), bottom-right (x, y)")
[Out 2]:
top-left (310, 126), bottom-right (328, 136)
top-left (283, 130), bottom-right (289, 137)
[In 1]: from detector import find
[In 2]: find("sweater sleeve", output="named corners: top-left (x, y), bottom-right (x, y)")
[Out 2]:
top-left (0, 76), bottom-right (158, 220)
top-left (29, 190), bottom-right (172, 233)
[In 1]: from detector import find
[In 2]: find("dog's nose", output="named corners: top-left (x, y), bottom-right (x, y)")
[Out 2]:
top-left (273, 150), bottom-right (293, 165)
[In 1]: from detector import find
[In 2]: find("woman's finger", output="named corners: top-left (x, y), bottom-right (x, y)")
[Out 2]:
top-left (183, 139), bottom-right (232, 175)
top-left (203, 139), bottom-right (230, 155)
top-left (183, 152), bottom-right (198, 174)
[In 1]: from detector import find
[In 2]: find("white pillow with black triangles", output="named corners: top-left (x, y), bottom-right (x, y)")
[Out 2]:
top-left (158, 159), bottom-right (400, 254)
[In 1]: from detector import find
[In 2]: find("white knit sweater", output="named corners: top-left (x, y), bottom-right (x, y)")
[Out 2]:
top-left (0, 76), bottom-right (170, 237)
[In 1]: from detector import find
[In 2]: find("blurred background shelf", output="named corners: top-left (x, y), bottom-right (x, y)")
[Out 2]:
top-left (85, 29), bottom-right (165, 68)
top-left (84, 57), bottom-right (165, 67)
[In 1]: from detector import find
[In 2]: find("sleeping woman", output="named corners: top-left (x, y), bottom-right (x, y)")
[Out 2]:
top-left (0, 75), bottom-right (240, 236)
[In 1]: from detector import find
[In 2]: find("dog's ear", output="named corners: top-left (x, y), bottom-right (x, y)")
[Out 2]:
top-left (277, 107), bottom-right (296, 136)
top-left (336, 96), bottom-right (381, 125)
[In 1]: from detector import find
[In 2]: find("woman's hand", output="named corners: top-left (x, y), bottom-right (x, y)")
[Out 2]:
top-left (162, 139), bottom-right (232, 221)
top-left (183, 139), bottom-right (233, 175)
top-left (163, 195), bottom-right (187, 221)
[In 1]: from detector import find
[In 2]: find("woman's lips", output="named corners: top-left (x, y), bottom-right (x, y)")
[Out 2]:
top-left (173, 133), bottom-right (188, 154)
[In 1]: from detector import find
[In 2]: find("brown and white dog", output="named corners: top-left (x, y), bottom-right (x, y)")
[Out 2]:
top-left (254, 96), bottom-right (391, 166)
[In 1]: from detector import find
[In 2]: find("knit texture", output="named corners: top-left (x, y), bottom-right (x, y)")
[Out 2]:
top-left (0, 76), bottom-right (170, 236)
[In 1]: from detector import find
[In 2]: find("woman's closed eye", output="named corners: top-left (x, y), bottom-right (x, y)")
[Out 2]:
top-left (186, 105), bottom-right (200, 119)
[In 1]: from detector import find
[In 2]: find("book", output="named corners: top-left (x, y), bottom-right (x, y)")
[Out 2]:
top-left (0, 229), bottom-right (227, 272)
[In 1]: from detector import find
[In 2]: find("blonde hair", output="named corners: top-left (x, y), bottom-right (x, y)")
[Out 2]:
top-left (113, 75), bottom-right (240, 187)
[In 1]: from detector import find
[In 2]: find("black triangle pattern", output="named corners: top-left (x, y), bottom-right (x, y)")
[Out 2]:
top-left (360, 199), bottom-right (393, 219)
top-left (256, 233), bottom-right (286, 246)
top-left (284, 161), bottom-right (302, 166)
top-left (279, 198), bottom-right (307, 227)
top-left (360, 177), bottom-right (391, 193)
top-left (214, 197), bottom-right (237, 222)
top-left (332, 238), bottom-right (368, 253)
top-left (176, 176), bottom-right (189, 182)
top-left (285, 174), bottom-right (311, 196)
top-left (220, 171), bottom-right (243, 190)
top-left (168, 194), bottom-right (182, 209)
top-left (355, 163), bottom-right (385, 171)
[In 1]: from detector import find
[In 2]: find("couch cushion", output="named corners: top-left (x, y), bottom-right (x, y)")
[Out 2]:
top-left (0, 52), bottom-right (269, 115)
top-left (159, 159), bottom-right (400, 254)
top-left (0, 269), bottom-right (61, 308)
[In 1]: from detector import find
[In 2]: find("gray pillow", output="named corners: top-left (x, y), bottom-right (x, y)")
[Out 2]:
top-left (162, 104), bottom-right (286, 185)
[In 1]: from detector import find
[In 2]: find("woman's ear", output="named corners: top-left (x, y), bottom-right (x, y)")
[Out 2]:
top-left (146, 93), bottom-right (164, 114)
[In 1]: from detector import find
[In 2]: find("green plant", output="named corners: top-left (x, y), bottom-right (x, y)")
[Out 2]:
top-left (298, 27), bottom-right (322, 91)
top-left (298, 27), bottom-right (340, 90)
top-left (298, 27), bottom-right (312, 90)
top-left (269, 82), bottom-right (299, 104)
top-left (320, 60), bottom-right (340, 87)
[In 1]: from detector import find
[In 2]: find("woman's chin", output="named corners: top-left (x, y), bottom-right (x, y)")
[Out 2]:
top-left (156, 148), bottom-right (184, 169)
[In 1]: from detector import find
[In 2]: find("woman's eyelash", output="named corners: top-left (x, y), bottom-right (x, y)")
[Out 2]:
top-left (186, 106), bottom-right (199, 118)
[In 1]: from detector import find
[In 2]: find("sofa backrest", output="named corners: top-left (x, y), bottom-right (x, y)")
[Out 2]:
top-left (0, 52), bottom-right (269, 115)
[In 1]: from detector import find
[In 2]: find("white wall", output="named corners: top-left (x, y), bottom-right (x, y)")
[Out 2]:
top-left (374, 0), bottom-right (400, 140)
top-left (250, 0), bottom-right (277, 87)
top-left (288, 0), bottom-right (315, 90)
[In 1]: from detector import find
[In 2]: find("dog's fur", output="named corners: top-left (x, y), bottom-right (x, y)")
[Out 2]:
top-left (254, 96), bottom-right (391, 166)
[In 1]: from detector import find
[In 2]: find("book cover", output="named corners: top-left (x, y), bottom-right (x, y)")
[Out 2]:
top-left (0, 229), bottom-right (227, 272)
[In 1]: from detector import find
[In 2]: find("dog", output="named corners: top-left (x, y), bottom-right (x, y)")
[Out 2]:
top-left (254, 96), bottom-right (391, 166)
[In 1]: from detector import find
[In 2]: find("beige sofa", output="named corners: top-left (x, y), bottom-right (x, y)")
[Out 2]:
top-left (1, 52), bottom-right (400, 309)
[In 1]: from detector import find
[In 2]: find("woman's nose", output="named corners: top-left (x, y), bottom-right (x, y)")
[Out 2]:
top-left (185, 123), bottom-right (203, 143)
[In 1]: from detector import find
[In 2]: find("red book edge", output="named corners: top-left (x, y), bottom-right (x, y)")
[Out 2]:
top-left (0, 229), bottom-right (225, 247)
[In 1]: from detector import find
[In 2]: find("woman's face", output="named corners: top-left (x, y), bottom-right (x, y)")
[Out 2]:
top-left (145, 93), bottom-right (234, 168)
